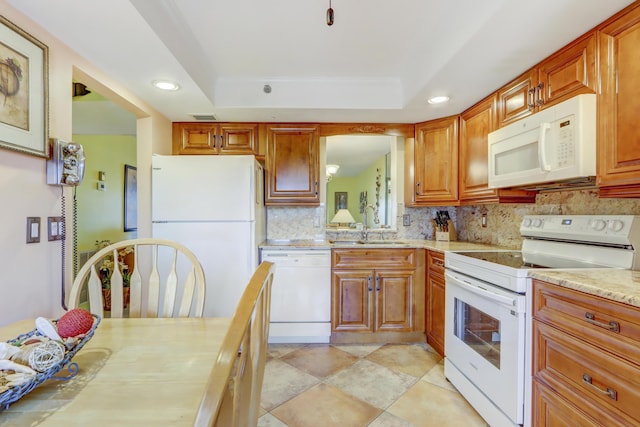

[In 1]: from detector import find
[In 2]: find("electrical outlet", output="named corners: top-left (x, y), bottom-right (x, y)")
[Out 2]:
top-left (481, 213), bottom-right (487, 228)
top-left (403, 214), bottom-right (411, 226)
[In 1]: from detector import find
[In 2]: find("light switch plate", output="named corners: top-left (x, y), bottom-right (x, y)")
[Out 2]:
top-left (26, 217), bottom-right (40, 243)
top-left (403, 214), bottom-right (411, 226)
top-left (48, 216), bottom-right (63, 241)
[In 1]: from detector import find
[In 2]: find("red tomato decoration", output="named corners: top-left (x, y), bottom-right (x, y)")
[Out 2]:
top-left (57, 308), bottom-right (94, 338)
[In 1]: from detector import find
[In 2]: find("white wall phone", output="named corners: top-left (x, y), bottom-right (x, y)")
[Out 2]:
top-left (46, 138), bottom-right (86, 310)
top-left (46, 138), bottom-right (85, 186)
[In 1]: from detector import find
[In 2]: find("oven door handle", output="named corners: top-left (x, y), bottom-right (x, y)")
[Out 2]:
top-left (445, 271), bottom-right (517, 308)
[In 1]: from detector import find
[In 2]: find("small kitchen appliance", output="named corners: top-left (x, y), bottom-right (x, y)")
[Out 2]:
top-left (444, 215), bottom-right (640, 427)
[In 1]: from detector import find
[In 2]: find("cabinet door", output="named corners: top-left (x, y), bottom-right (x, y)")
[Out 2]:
top-left (460, 95), bottom-right (537, 204)
top-left (426, 267), bottom-right (445, 357)
top-left (376, 270), bottom-right (413, 332)
top-left (172, 122), bottom-right (217, 154)
top-left (332, 270), bottom-right (373, 332)
top-left (218, 123), bottom-right (257, 154)
top-left (265, 125), bottom-right (320, 205)
top-left (497, 69), bottom-right (537, 128)
top-left (598, 5), bottom-right (640, 197)
top-left (537, 32), bottom-right (596, 108)
top-left (413, 116), bottom-right (459, 205)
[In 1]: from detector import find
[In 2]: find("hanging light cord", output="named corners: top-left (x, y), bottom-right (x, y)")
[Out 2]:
top-left (327, 0), bottom-right (334, 26)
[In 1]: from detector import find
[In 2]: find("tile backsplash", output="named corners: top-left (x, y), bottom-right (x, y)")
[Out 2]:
top-left (266, 189), bottom-right (640, 248)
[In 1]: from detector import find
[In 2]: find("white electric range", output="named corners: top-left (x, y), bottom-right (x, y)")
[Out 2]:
top-left (444, 215), bottom-right (640, 427)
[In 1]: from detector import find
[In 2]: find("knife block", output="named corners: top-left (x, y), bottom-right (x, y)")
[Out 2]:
top-left (435, 220), bottom-right (457, 241)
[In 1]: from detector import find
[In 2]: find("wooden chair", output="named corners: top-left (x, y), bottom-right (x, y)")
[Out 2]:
top-left (68, 238), bottom-right (206, 318)
top-left (194, 261), bottom-right (275, 427)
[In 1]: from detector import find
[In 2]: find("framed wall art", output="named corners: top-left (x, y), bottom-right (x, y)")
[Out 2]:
top-left (0, 15), bottom-right (49, 158)
top-left (124, 164), bottom-right (137, 232)
top-left (335, 191), bottom-right (347, 213)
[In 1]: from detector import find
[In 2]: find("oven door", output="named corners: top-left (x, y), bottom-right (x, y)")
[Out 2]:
top-left (445, 269), bottom-right (526, 424)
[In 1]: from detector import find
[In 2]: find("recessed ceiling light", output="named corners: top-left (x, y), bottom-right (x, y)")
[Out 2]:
top-left (427, 95), bottom-right (450, 104)
top-left (152, 80), bottom-right (180, 91)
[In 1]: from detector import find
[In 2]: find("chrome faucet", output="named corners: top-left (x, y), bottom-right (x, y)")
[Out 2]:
top-left (362, 204), bottom-right (376, 242)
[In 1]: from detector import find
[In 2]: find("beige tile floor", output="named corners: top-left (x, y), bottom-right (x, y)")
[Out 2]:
top-left (258, 342), bottom-right (488, 427)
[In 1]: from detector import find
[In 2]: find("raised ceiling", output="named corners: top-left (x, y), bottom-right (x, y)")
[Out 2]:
top-left (9, 0), bottom-right (635, 124)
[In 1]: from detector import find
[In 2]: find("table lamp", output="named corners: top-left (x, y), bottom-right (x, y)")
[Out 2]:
top-left (331, 209), bottom-right (356, 226)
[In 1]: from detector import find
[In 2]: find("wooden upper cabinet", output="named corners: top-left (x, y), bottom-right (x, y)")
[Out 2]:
top-left (172, 122), bottom-right (258, 155)
top-left (597, 3), bottom-right (640, 198)
top-left (265, 124), bottom-right (320, 205)
top-left (497, 32), bottom-right (597, 128)
top-left (459, 94), bottom-right (536, 204)
top-left (412, 116), bottom-right (459, 206)
top-left (496, 69), bottom-right (538, 127)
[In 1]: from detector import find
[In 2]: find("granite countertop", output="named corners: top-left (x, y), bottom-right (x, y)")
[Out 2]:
top-left (259, 239), bottom-right (509, 252)
top-left (529, 269), bottom-right (640, 309)
top-left (259, 239), bottom-right (640, 309)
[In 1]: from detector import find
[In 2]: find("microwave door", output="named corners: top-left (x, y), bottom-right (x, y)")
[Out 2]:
top-left (489, 125), bottom-right (546, 188)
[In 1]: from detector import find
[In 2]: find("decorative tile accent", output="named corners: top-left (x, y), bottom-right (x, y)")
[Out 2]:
top-left (280, 345), bottom-right (359, 379)
top-left (259, 342), bottom-right (488, 426)
top-left (270, 383), bottom-right (382, 427)
top-left (387, 381), bottom-right (486, 427)
top-left (366, 343), bottom-right (441, 378)
top-left (260, 359), bottom-right (320, 411)
top-left (456, 190), bottom-right (640, 248)
top-left (325, 359), bottom-right (417, 409)
top-left (266, 190), bottom-right (640, 248)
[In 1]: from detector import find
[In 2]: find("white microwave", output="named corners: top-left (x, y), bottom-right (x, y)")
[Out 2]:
top-left (488, 94), bottom-right (596, 189)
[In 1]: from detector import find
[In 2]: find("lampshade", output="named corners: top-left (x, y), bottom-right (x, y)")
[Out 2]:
top-left (326, 164), bottom-right (340, 177)
top-left (331, 209), bottom-right (356, 224)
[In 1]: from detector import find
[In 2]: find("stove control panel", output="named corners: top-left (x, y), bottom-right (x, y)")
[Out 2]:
top-left (521, 215), bottom-right (640, 247)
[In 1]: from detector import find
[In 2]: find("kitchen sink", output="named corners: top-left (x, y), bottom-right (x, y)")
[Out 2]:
top-left (329, 240), bottom-right (409, 245)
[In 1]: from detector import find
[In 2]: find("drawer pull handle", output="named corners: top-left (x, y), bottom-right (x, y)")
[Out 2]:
top-left (368, 275), bottom-right (372, 292)
top-left (585, 312), bottom-right (620, 333)
top-left (582, 374), bottom-right (617, 400)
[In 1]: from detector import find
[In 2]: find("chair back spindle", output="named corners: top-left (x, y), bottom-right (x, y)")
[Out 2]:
top-left (68, 238), bottom-right (206, 318)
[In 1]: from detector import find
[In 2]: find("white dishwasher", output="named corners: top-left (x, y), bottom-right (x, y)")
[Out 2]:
top-left (260, 248), bottom-right (331, 343)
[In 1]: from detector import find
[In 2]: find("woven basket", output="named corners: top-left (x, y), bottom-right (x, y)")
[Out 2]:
top-left (0, 314), bottom-right (101, 411)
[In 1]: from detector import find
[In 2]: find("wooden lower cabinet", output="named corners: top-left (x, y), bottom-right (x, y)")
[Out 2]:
top-left (425, 250), bottom-right (445, 356)
top-left (532, 279), bottom-right (640, 426)
top-left (331, 248), bottom-right (425, 343)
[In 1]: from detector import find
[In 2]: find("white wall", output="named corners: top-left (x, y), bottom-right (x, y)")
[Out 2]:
top-left (0, 2), bottom-right (171, 326)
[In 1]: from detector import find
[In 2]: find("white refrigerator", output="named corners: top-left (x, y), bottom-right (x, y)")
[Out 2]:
top-left (151, 154), bottom-right (266, 317)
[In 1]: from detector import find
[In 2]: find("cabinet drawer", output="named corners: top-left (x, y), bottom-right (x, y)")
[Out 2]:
top-left (534, 320), bottom-right (640, 425)
top-left (533, 379), bottom-right (606, 427)
top-left (332, 248), bottom-right (416, 270)
top-left (532, 280), bottom-right (640, 366)
top-left (427, 250), bottom-right (444, 273)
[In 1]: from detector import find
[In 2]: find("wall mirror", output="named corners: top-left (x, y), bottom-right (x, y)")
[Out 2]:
top-left (325, 135), bottom-right (399, 230)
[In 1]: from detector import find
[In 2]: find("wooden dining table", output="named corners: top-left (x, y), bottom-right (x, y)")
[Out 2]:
top-left (0, 317), bottom-right (231, 426)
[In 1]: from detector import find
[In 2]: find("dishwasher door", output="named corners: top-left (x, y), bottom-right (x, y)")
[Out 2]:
top-left (260, 249), bottom-right (331, 343)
